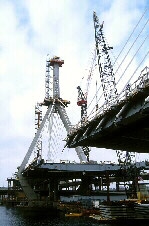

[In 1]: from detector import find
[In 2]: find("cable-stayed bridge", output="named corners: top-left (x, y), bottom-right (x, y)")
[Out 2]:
top-left (13, 11), bottom-right (149, 207)
top-left (66, 10), bottom-right (149, 158)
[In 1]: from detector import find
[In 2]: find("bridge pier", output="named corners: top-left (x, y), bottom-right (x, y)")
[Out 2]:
top-left (106, 171), bottom-right (110, 203)
top-left (54, 180), bottom-right (59, 202)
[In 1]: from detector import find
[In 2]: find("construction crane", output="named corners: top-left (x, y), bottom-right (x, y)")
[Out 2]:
top-left (77, 86), bottom-right (87, 124)
top-left (93, 11), bottom-right (137, 197)
top-left (76, 51), bottom-right (97, 161)
top-left (93, 11), bottom-right (118, 107)
top-left (77, 85), bottom-right (90, 161)
top-left (77, 47), bottom-right (96, 121)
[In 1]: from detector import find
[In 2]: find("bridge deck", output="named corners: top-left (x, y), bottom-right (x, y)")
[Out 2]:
top-left (66, 84), bottom-right (149, 153)
top-left (22, 161), bottom-right (148, 179)
top-left (38, 162), bottom-right (147, 172)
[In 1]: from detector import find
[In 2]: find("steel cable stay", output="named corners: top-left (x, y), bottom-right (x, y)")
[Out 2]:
top-left (87, 84), bottom-right (103, 119)
top-left (111, 11), bottom-right (148, 89)
top-left (86, 48), bottom-right (97, 97)
top-left (86, 15), bottom-right (149, 121)
top-left (46, 111), bottom-right (68, 162)
top-left (48, 114), bottom-right (61, 161)
top-left (87, 47), bottom-right (149, 122)
top-left (50, 118), bottom-right (58, 161)
top-left (72, 11), bottom-right (149, 141)
top-left (47, 112), bottom-right (63, 161)
top-left (116, 34), bottom-right (149, 91)
top-left (117, 49), bottom-right (149, 100)
top-left (57, 120), bottom-right (68, 157)
top-left (47, 112), bottom-right (54, 161)
top-left (87, 56), bottom-right (119, 119)
top-left (51, 125), bottom-right (60, 161)
top-left (115, 14), bottom-right (149, 80)
top-left (86, 56), bottom-right (114, 119)
top-left (99, 20), bottom-right (149, 107)
top-left (102, 8), bottom-right (148, 70)
top-left (53, 113), bottom-right (66, 159)
top-left (114, 18), bottom-right (149, 86)
top-left (113, 8), bottom-right (149, 67)
top-left (76, 48), bottom-right (96, 118)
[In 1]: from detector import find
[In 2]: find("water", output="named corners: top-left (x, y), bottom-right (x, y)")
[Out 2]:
top-left (0, 206), bottom-right (107, 226)
top-left (0, 206), bottom-right (149, 226)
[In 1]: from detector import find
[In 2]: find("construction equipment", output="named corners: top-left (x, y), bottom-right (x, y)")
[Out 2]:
top-left (93, 11), bottom-right (137, 197)
top-left (93, 11), bottom-right (118, 107)
top-left (77, 86), bottom-right (87, 123)
top-left (77, 86), bottom-right (90, 162)
top-left (76, 47), bottom-right (97, 161)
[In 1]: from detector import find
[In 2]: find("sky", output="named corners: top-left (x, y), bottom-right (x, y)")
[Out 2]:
top-left (0, 0), bottom-right (149, 186)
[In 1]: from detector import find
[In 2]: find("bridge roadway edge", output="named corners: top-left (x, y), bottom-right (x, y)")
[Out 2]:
top-left (66, 84), bottom-right (149, 153)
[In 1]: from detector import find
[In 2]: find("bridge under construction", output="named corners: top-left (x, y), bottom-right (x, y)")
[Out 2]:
top-left (3, 11), bottom-right (149, 220)
top-left (66, 68), bottom-right (149, 152)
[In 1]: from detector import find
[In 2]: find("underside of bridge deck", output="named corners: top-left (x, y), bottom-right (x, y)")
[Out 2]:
top-left (66, 86), bottom-right (149, 153)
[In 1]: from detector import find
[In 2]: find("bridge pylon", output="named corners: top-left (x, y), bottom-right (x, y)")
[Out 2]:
top-left (43, 56), bottom-right (87, 162)
top-left (17, 56), bottom-right (87, 206)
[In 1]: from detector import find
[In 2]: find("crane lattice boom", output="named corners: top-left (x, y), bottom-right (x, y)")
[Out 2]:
top-left (93, 11), bottom-right (118, 107)
top-left (93, 12), bottom-right (136, 185)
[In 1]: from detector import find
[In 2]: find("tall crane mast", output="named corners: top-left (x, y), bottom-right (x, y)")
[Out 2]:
top-left (93, 12), bottom-right (137, 196)
top-left (93, 11), bottom-right (118, 107)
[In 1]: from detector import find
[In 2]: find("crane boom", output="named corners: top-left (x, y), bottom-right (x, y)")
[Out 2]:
top-left (93, 11), bottom-right (118, 107)
top-left (93, 12), bottom-right (137, 196)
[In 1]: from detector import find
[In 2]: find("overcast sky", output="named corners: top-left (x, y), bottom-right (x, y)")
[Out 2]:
top-left (0, 0), bottom-right (149, 186)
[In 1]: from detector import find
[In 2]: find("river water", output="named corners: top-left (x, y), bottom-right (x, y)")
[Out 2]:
top-left (0, 205), bottom-right (149, 226)
top-left (0, 206), bottom-right (107, 226)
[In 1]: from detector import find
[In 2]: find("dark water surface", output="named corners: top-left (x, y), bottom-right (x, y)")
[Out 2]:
top-left (0, 206), bottom-right (107, 226)
top-left (0, 206), bottom-right (149, 226)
